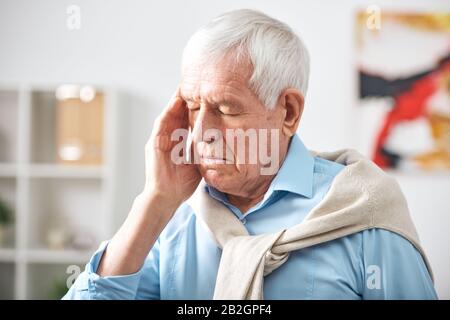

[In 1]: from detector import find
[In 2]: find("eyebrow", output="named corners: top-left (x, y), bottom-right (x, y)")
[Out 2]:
top-left (181, 94), bottom-right (244, 111)
top-left (213, 98), bottom-right (243, 110)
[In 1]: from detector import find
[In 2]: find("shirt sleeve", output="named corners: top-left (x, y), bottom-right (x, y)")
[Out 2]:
top-left (62, 238), bottom-right (161, 300)
top-left (361, 228), bottom-right (438, 300)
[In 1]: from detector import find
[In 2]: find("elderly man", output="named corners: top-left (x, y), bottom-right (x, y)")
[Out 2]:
top-left (64, 9), bottom-right (437, 300)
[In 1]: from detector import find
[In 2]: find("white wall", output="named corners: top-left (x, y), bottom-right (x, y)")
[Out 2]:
top-left (1, 0), bottom-right (449, 298)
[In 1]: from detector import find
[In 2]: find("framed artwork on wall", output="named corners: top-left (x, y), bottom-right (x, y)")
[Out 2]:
top-left (356, 11), bottom-right (450, 171)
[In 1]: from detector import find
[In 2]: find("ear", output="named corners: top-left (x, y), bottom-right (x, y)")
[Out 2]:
top-left (278, 88), bottom-right (304, 137)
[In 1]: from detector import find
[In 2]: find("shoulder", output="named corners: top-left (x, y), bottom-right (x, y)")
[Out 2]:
top-left (341, 227), bottom-right (425, 261)
top-left (321, 228), bottom-right (428, 274)
top-left (359, 228), bottom-right (433, 282)
top-left (315, 227), bottom-right (424, 268)
top-left (359, 228), bottom-right (436, 299)
top-left (360, 228), bottom-right (424, 259)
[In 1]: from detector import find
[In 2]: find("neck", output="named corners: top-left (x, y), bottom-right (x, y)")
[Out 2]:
top-left (227, 176), bottom-right (274, 213)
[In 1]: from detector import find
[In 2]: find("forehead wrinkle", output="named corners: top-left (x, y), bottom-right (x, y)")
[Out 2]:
top-left (181, 56), bottom-right (253, 96)
top-left (181, 78), bottom-right (250, 104)
top-left (182, 69), bottom-right (249, 88)
top-left (181, 56), bottom-right (257, 108)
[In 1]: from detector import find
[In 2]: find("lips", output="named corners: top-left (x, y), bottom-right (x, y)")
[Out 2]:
top-left (200, 156), bottom-right (227, 164)
top-left (199, 155), bottom-right (234, 165)
top-left (195, 141), bottom-right (233, 164)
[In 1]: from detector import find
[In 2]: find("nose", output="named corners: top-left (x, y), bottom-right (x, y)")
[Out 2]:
top-left (191, 105), bottom-right (220, 144)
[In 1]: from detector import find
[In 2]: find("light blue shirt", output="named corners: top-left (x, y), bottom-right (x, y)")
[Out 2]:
top-left (63, 135), bottom-right (437, 300)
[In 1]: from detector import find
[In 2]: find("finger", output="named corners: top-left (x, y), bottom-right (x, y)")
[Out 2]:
top-left (159, 97), bottom-right (187, 128)
top-left (153, 90), bottom-right (187, 132)
top-left (160, 88), bottom-right (187, 121)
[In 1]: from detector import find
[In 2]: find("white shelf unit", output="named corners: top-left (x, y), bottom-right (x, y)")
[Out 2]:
top-left (0, 85), bottom-right (131, 299)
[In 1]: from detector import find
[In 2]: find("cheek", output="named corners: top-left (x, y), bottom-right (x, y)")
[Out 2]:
top-left (237, 162), bottom-right (259, 175)
top-left (263, 112), bottom-right (283, 129)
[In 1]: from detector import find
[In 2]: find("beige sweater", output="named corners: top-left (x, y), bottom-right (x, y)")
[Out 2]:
top-left (187, 148), bottom-right (433, 300)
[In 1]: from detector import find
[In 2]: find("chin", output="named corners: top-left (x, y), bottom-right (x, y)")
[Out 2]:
top-left (200, 167), bottom-right (234, 192)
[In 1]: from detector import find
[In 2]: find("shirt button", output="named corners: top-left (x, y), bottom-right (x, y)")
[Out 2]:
top-left (241, 218), bottom-right (247, 224)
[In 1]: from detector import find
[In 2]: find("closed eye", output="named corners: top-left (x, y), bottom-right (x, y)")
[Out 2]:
top-left (218, 105), bottom-right (239, 116)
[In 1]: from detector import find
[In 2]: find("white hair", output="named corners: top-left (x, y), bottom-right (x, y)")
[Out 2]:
top-left (181, 9), bottom-right (310, 109)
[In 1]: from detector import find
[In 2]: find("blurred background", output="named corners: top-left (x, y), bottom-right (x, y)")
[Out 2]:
top-left (0, 0), bottom-right (449, 299)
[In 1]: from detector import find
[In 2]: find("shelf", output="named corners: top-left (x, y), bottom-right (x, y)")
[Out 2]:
top-left (0, 85), bottom-right (125, 300)
top-left (0, 90), bottom-right (19, 163)
top-left (29, 89), bottom-right (104, 165)
top-left (0, 177), bottom-right (16, 249)
top-left (29, 91), bottom-right (58, 163)
top-left (27, 263), bottom-right (84, 299)
top-left (0, 163), bottom-right (105, 179)
top-left (0, 163), bottom-right (17, 177)
top-left (25, 248), bottom-right (94, 264)
top-left (27, 164), bottom-right (105, 179)
top-left (0, 248), bottom-right (15, 262)
top-left (27, 178), bottom-right (103, 250)
top-left (0, 262), bottom-right (15, 299)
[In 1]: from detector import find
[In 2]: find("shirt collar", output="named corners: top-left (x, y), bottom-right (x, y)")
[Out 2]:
top-left (267, 134), bottom-right (314, 199)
